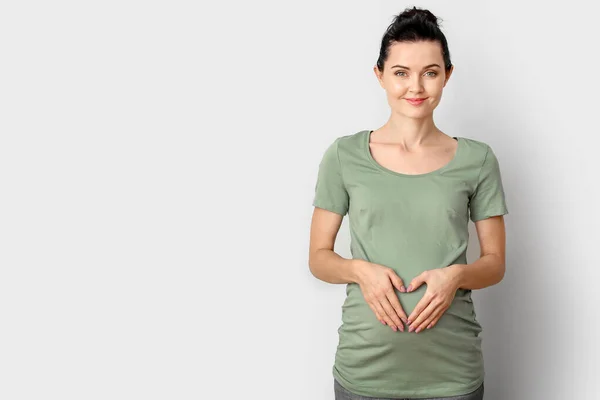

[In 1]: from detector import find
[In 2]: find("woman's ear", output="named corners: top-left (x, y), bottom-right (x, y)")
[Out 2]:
top-left (443, 65), bottom-right (454, 87)
top-left (373, 65), bottom-right (384, 89)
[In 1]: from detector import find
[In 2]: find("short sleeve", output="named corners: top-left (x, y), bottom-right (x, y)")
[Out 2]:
top-left (312, 138), bottom-right (349, 216)
top-left (469, 145), bottom-right (509, 222)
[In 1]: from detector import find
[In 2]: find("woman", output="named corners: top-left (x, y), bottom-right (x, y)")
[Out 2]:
top-left (308, 7), bottom-right (508, 400)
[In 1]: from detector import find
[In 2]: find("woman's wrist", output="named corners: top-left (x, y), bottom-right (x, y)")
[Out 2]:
top-left (349, 259), bottom-right (367, 284)
top-left (445, 263), bottom-right (466, 290)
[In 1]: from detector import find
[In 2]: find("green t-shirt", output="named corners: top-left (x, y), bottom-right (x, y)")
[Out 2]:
top-left (312, 130), bottom-right (508, 398)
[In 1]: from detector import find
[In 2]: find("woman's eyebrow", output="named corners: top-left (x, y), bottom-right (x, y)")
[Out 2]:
top-left (391, 64), bottom-right (441, 70)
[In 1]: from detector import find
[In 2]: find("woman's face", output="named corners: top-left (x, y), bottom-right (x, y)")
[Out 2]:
top-left (374, 40), bottom-right (453, 119)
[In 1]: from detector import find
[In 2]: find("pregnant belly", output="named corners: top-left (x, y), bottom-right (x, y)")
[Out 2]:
top-left (339, 283), bottom-right (481, 347)
top-left (336, 284), bottom-right (483, 384)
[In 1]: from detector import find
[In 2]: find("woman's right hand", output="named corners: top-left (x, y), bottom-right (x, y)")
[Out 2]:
top-left (353, 259), bottom-right (408, 332)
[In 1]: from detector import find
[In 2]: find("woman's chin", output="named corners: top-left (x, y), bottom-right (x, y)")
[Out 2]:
top-left (395, 109), bottom-right (433, 119)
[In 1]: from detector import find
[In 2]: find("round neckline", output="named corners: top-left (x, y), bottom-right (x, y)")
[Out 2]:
top-left (364, 130), bottom-right (463, 178)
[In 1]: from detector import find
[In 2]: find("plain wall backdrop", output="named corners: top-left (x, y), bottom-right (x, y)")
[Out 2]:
top-left (1, 1), bottom-right (599, 399)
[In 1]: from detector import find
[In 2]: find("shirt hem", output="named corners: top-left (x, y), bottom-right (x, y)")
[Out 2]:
top-left (332, 367), bottom-right (484, 399)
top-left (470, 208), bottom-right (508, 222)
top-left (312, 200), bottom-right (347, 216)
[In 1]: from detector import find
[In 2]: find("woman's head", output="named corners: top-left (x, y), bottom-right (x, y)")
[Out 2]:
top-left (374, 7), bottom-right (453, 119)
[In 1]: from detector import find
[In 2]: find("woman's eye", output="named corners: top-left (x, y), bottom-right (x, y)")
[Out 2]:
top-left (394, 71), bottom-right (437, 77)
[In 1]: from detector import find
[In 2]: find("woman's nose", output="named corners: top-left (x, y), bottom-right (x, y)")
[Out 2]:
top-left (409, 76), bottom-right (424, 92)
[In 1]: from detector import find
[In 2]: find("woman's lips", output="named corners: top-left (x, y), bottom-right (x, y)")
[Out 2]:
top-left (406, 98), bottom-right (427, 105)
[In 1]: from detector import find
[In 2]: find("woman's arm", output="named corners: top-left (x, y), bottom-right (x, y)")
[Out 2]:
top-left (449, 215), bottom-right (506, 290)
top-left (308, 206), bottom-right (410, 331)
top-left (308, 207), bottom-right (360, 284)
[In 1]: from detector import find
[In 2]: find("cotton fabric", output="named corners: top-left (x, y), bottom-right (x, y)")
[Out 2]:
top-left (312, 130), bottom-right (508, 398)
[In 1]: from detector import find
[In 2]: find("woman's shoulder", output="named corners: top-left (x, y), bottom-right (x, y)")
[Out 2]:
top-left (459, 136), bottom-right (492, 151)
top-left (331, 129), bottom-right (366, 143)
top-left (332, 129), bottom-right (368, 150)
top-left (458, 136), bottom-right (497, 161)
top-left (456, 137), bottom-right (508, 176)
top-left (320, 130), bottom-right (367, 155)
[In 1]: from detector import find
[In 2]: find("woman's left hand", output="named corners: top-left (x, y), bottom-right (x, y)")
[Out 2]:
top-left (405, 265), bottom-right (462, 333)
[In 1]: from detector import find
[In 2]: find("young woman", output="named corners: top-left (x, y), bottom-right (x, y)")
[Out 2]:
top-left (309, 7), bottom-right (508, 400)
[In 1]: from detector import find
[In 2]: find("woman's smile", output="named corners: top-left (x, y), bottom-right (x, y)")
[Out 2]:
top-left (406, 97), bottom-right (428, 105)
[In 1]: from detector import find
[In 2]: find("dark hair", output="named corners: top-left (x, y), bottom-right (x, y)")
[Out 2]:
top-left (376, 7), bottom-right (452, 73)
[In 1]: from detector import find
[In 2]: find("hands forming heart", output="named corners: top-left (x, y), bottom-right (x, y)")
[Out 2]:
top-left (354, 260), bottom-right (461, 333)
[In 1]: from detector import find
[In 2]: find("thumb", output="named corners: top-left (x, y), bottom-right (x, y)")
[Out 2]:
top-left (407, 273), bottom-right (426, 292)
top-left (388, 270), bottom-right (406, 292)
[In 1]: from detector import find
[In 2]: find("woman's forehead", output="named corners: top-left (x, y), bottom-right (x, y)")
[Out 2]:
top-left (387, 41), bottom-right (444, 65)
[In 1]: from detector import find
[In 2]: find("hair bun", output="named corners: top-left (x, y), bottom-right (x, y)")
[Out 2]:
top-left (376, 7), bottom-right (451, 73)
top-left (398, 6), bottom-right (439, 26)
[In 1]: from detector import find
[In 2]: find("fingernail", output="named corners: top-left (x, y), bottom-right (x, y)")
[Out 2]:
top-left (382, 321), bottom-right (386, 325)
top-left (407, 285), bottom-right (413, 292)
top-left (399, 286), bottom-right (406, 292)
top-left (415, 327), bottom-right (421, 333)
top-left (392, 326), bottom-right (397, 332)
top-left (409, 326), bottom-right (414, 332)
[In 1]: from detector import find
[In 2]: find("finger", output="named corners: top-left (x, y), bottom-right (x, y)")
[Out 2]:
top-left (408, 295), bottom-right (432, 325)
top-left (417, 305), bottom-right (443, 333)
top-left (407, 271), bottom-right (428, 292)
top-left (425, 307), bottom-right (444, 330)
top-left (372, 300), bottom-right (397, 331)
top-left (379, 294), bottom-right (404, 331)
top-left (368, 303), bottom-right (386, 325)
top-left (388, 271), bottom-right (406, 293)
top-left (410, 300), bottom-right (438, 333)
top-left (428, 311), bottom-right (444, 329)
top-left (385, 290), bottom-right (408, 325)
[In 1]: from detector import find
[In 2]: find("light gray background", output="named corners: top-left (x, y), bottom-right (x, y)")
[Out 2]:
top-left (1, 1), bottom-right (598, 399)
